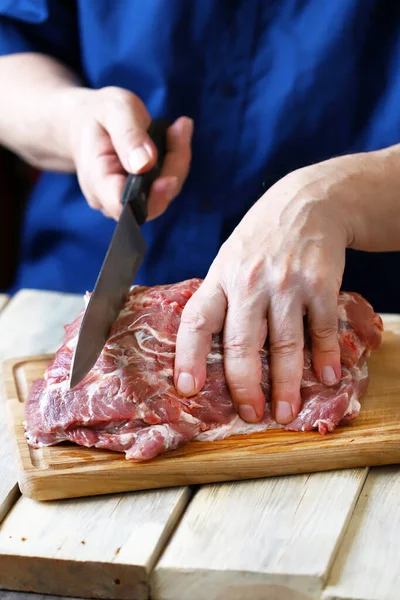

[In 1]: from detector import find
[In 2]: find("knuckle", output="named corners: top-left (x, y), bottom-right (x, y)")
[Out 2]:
top-left (242, 259), bottom-right (265, 297)
top-left (77, 175), bottom-right (100, 210)
top-left (273, 272), bottom-right (290, 294)
top-left (224, 339), bottom-right (254, 360)
top-left (270, 265), bottom-right (296, 294)
top-left (218, 258), bottom-right (265, 303)
top-left (304, 272), bottom-right (327, 295)
top-left (122, 125), bottom-right (145, 146)
top-left (227, 381), bottom-right (250, 398)
top-left (273, 371), bottom-right (297, 391)
top-left (99, 88), bottom-right (149, 135)
top-left (180, 306), bottom-right (209, 334)
top-left (310, 325), bottom-right (338, 342)
top-left (86, 195), bottom-right (101, 210)
top-left (273, 374), bottom-right (298, 386)
top-left (270, 337), bottom-right (303, 357)
top-left (102, 86), bottom-right (132, 106)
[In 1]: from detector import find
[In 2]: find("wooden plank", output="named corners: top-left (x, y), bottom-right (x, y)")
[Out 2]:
top-left (0, 295), bottom-right (9, 311)
top-left (0, 594), bottom-right (74, 600)
top-left (0, 290), bottom-right (191, 600)
top-left (323, 466), bottom-right (400, 600)
top-left (0, 290), bottom-right (83, 523)
top-left (153, 318), bottom-right (400, 600)
top-left (3, 328), bottom-right (399, 501)
top-left (0, 289), bottom-right (83, 360)
top-left (0, 488), bottom-right (190, 600)
top-left (380, 313), bottom-right (400, 335)
top-left (152, 470), bottom-right (367, 600)
top-left (0, 293), bottom-right (13, 522)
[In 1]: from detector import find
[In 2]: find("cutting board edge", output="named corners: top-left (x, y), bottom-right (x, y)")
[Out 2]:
top-left (4, 349), bottom-right (400, 502)
top-left (14, 437), bottom-right (400, 501)
top-left (2, 355), bottom-right (54, 498)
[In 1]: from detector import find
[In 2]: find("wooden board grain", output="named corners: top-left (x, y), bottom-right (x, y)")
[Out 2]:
top-left (0, 293), bottom-right (14, 523)
top-left (153, 319), bottom-right (400, 600)
top-left (0, 488), bottom-right (191, 600)
top-left (4, 329), bottom-right (400, 501)
top-left (0, 290), bottom-right (191, 600)
top-left (323, 466), bottom-right (400, 600)
top-left (152, 470), bottom-right (367, 600)
top-left (0, 290), bottom-right (83, 522)
top-left (0, 595), bottom-right (79, 600)
top-left (381, 314), bottom-right (400, 335)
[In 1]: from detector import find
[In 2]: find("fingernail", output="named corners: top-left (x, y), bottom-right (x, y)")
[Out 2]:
top-left (177, 372), bottom-right (195, 396)
top-left (129, 146), bottom-right (151, 172)
top-left (164, 176), bottom-right (178, 201)
top-left (181, 118), bottom-right (194, 143)
top-left (238, 405), bottom-right (258, 423)
top-left (275, 401), bottom-right (293, 424)
top-left (322, 365), bottom-right (337, 386)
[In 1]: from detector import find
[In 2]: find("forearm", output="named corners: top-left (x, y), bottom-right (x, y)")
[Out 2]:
top-left (343, 144), bottom-right (400, 252)
top-left (0, 53), bottom-right (83, 171)
top-left (292, 144), bottom-right (400, 253)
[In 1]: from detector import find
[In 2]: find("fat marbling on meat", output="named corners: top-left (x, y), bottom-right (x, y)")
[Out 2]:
top-left (24, 279), bottom-right (383, 460)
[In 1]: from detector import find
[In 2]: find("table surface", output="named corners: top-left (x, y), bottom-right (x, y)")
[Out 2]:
top-left (0, 291), bottom-right (399, 600)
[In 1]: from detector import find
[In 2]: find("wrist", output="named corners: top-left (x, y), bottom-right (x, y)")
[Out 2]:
top-left (325, 147), bottom-right (400, 251)
top-left (50, 87), bottom-right (94, 170)
top-left (279, 160), bottom-right (356, 247)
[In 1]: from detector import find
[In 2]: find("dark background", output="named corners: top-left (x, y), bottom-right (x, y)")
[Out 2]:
top-left (0, 147), bottom-right (33, 291)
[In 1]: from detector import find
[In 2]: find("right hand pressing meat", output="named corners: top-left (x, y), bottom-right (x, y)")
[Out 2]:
top-left (174, 159), bottom-right (351, 425)
top-left (174, 144), bottom-right (400, 426)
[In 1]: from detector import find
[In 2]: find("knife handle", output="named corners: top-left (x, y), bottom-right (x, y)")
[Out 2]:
top-left (121, 118), bottom-right (169, 226)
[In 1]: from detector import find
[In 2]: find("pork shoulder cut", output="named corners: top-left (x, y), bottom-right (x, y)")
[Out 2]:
top-left (24, 279), bottom-right (383, 461)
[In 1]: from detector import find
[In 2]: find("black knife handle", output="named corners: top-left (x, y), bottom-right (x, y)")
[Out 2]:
top-left (121, 118), bottom-right (169, 225)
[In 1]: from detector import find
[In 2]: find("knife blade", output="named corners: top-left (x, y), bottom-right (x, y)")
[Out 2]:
top-left (69, 119), bottom-right (169, 389)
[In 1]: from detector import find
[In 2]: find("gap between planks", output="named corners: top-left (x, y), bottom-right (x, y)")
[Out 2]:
top-left (151, 470), bottom-right (368, 600)
top-left (0, 290), bottom-right (84, 523)
top-left (323, 466), bottom-right (400, 600)
top-left (0, 293), bottom-right (14, 522)
top-left (0, 300), bottom-right (398, 600)
top-left (0, 488), bottom-right (192, 600)
top-left (0, 289), bottom-right (192, 600)
top-left (151, 314), bottom-right (400, 600)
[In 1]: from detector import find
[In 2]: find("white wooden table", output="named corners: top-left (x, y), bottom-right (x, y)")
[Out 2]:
top-left (0, 291), bottom-right (399, 600)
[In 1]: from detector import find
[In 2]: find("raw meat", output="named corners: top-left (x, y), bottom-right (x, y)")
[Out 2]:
top-left (24, 279), bottom-right (383, 461)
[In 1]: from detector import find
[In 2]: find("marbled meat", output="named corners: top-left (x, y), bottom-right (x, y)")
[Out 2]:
top-left (24, 279), bottom-right (383, 460)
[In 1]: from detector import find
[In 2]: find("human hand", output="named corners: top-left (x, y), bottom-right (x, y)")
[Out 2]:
top-left (174, 164), bottom-right (350, 425)
top-left (67, 86), bottom-right (193, 220)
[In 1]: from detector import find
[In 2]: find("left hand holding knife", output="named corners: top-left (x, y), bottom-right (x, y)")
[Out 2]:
top-left (68, 85), bottom-right (193, 220)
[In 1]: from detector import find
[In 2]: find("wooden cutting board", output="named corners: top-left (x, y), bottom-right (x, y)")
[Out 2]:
top-left (3, 330), bottom-right (400, 502)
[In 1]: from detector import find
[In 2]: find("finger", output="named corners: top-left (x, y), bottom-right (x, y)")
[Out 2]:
top-left (145, 176), bottom-right (179, 221)
top-left (147, 117), bottom-right (193, 220)
top-left (99, 89), bottom-right (156, 174)
top-left (223, 300), bottom-right (268, 423)
top-left (82, 170), bottom-right (126, 221)
top-left (174, 280), bottom-right (226, 397)
top-left (97, 172), bottom-right (126, 220)
top-left (77, 127), bottom-right (127, 220)
top-left (269, 296), bottom-right (304, 425)
top-left (308, 293), bottom-right (341, 386)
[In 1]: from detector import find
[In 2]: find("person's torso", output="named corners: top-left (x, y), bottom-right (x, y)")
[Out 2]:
top-left (10, 0), bottom-right (400, 311)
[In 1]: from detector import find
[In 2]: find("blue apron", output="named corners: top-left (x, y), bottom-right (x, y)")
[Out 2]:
top-left (1, 0), bottom-right (400, 311)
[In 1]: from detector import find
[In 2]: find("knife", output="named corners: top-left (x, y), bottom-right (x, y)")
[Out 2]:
top-left (69, 118), bottom-right (169, 389)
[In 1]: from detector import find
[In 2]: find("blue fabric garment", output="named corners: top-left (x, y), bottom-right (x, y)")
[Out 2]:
top-left (0, 0), bottom-right (400, 311)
